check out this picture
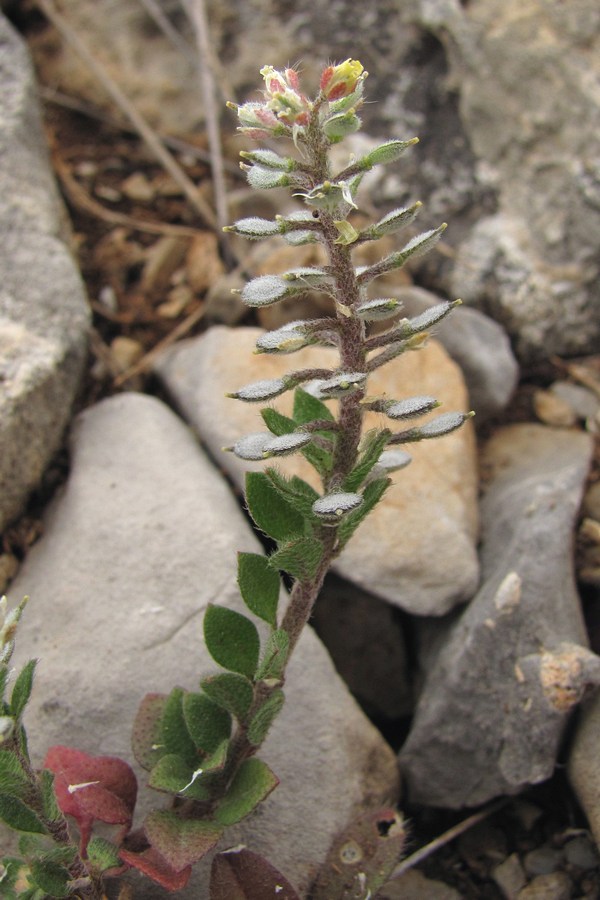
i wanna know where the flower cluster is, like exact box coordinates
[230,59,368,142]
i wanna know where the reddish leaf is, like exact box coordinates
[131,693,168,771]
[145,809,223,871]
[210,847,300,900]
[43,746,137,852]
[120,846,192,892]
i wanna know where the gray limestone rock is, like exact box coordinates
[0,15,90,531]
[5,393,399,897]
[399,424,597,808]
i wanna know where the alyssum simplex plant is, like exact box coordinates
[0,60,472,898]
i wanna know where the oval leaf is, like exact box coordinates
[215,758,279,826]
[237,553,280,626]
[245,472,305,542]
[204,605,260,680]
[247,690,285,747]
[182,692,231,754]
[132,693,168,772]
[145,809,223,872]
[200,673,254,723]
[210,847,301,900]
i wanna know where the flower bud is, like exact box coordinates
[320,59,365,101]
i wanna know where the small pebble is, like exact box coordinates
[523,844,564,876]
[493,852,527,898]
[378,869,461,899]
[109,336,144,374]
[583,482,600,522]
[563,834,600,869]
[551,381,600,422]
[533,389,577,427]
[517,871,573,900]
[94,184,122,203]
[512,801,544,832]
[121,171,156,203]
[0,554,19,593]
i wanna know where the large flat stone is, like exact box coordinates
[6,393,398,896]
[154,325,479,616]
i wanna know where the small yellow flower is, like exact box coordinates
[320,59,365,100]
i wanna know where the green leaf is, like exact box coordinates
[200,674,254,723]
[237,553,280,626]
[343,429,391,492]
[148,754,210,801]
[204,605,260,680]
[38,769,61,823]
[265,470,320,518]
[215,758,279,826]
[293,387,334,424]
[145,810,223,872]
[160,688,199,768]
[247,690,285,746]
[245,472,305,542]
[86,836,121,874]
[132,693,168,772]
[337,478,391,549]
[10,660,36,720]
[0,751,29,798]
[0,794,47,834]
[182,692,231,755]
[261,407,296,436]
[256,632,289,682]
[200,739,229,776]
[268,537,323,581]
[29,859,71,898]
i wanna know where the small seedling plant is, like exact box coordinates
[0,60,471,899]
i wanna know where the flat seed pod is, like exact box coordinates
[384,396,439,420]
[312,492,363,523]
[262,432,312,457]
[230,433,271,461]
[315,371,367,398]
[227,378,288,402]
[355,297,403,321]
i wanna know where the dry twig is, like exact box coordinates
[53,153,201,239]
[183,0,232,262]
[112,303,206,387]
[36,0,218,230]
[387,798,509,882]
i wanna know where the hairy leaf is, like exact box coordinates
[268,537,323,581]
[245,472,305,541]
[145,810,223,872]
[87,835,122,874]
[255,631,289,682]
[120,846,192,892]
[0,793,46,834]
[343,429,391,492]
[210,847,301,900]
[204,605,260,679]
[247,690,285,746]
[293,387,335,424]
[132,693,168,772]
[200,673,254,723]
[29,859,71,898]
[0,750,29,798]
[148,754,210,801]
[182,692,231,755]
[265,470,320,518]
[237,552,280,626]
[160,688,198,766]
[215,758,279,826]
[10,660,36,720]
